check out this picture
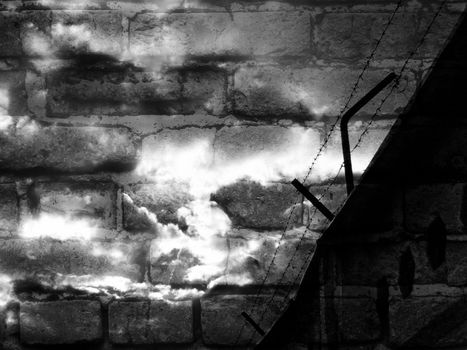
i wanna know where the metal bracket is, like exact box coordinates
[292,179,334,221]
[341,72,397,195]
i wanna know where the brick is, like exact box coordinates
[46,68,181,116]
[51,11,123,55]
[233,64,415,118]
[20,301,102,344]
[405,183,464,234]
[0,184,18,237]
[122,192,158,234]
[446,242,467,286]
[30,182,117,230]
[124,183,193,231]
[182,69,227,115]
[0,239,143,281]
[389,295,467,347]
[140,128,216,184]
[0,71,27,116]
[130,11,310,57]
[314,12,457,61]
[3,304,19,337]
[0,59,21,71]
[25,70,47,117]
[410,241,447,285]
[339,243,400,286]
[242,229,316,286]
[201,294,283,345]
[0,121,139,172]
[213,125,321,180]
[20,11,52,57]
[109,300,193,344]
[46,66,227,116]
[212,181,301,229]
[150,236,211,285]
[337,298,380,342]
[0,12,22,57]
[150,228,315,286]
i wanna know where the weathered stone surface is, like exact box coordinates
[0,12,22,57]
[446,242,467,286]
[124,183,193,231]
[233,65,415,118]
[20,11,52,57]
[149,237,209,285]
[140,128,216,182]
[150,228,316,286]
[337,298,380,342]
[3,305,19,337]
[130,11,310,57]
[0,59,21,71]
[410,241,447,285]
[0,184,18,237]
[201,294,284,345]
[47,68,181,116]
[32,182,117,230]
[0,121,139,172]
[212,181,301,229]
[51,11,123,55]
[182,69,227,115]
[47,65,227,116]
[405,183,464,234]
[122,192,158,234]
[339,243,400,286]
[0,71,27,116]
[238,229,316,286]
[389,295,467,347]
[109,300,193,344]
[0,239,143,282]
[25,70,47,117]
[20,301,102,344]
[213,125,321,175]
[314,11,459,61]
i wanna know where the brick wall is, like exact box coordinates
[0,0,463,348]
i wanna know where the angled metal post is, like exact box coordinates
[341,72,397,195]
[291,179,334,221]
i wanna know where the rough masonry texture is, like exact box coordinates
[0,0,464,349]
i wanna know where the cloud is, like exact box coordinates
[19,213,98,241]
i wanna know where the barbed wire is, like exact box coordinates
[233,0,407,345]
[250,0,449,338]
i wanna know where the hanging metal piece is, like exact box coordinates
[291,179,334,221]
[241,312,265,336]
[341,72,397,195]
